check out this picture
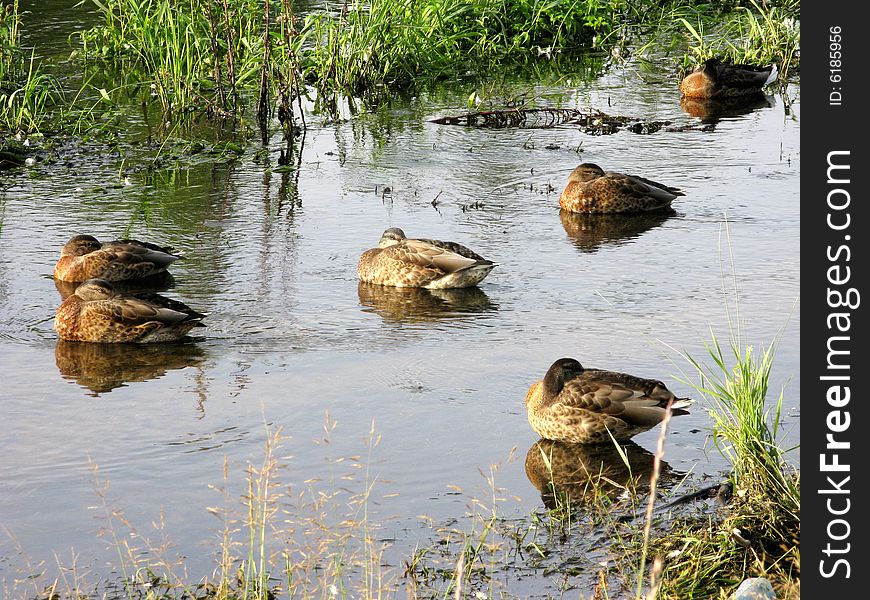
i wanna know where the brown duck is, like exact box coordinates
[525,358,693,444]
[54,278,206,343]
[679,58,778,99]
[559,163,684,214]
[357,227,495,289]
[54,234,182,282]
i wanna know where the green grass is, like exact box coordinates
[635,229,800,598]
[75,0,304,124]
[0,0,66,134]
[299,0,620,107]
[629,0,799,82]
[678,0,800,78]
[635,331,799,599]
[4,0,801,142]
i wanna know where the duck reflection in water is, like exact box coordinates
[525,439,674,511]
[679,94,775,127]
[54,270,177,300]
[55,339,206,395]
[357,281,497,323]
[559,209,676,254]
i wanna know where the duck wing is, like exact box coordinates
[134,292,207,321]
[394,239,493,273]
[413,238,489,261]
[103,239,182,268]
[602,172,683,202]
[717,64,777,90]
[552,375,642,414]
[626,174,685,197]
[584,369,687,402]
[555,370,690,427]
[82,296,199,327]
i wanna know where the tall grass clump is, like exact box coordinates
[640,233,800,597]
[75,0,304,127]
[687,335,799,523]
[0,0,65,133]
[639,330,799,599]
[300,0,620,105]
[679,0,800,78]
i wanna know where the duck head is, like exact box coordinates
[62,235,103,257]
[74,278,118,301]
[378,227,407,248]
[543,357,585,396]
[568,163,606,184]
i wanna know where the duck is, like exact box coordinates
[679,58,778,99]
[559,163,684,214]
[54,234,182,282]
[525,358,693,444]
[357,227,495,289]
[54,278,206,343]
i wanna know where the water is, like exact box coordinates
[1,4,800,596]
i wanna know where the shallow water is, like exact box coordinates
[1,5,799,596]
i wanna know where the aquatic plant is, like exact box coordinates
[637,224,800,599]
[300,0,620,109]
[679,0,800,78]
[627,0,799,83]
[0,0,65,133]
[645,333,800,596]
[75,0,305,127]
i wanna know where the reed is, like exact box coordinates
[299,0,618,108]
[0,0,65,134]
[637,224,800,598]
[678,0,800,77]
[76,0,304,125]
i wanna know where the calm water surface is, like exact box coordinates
[1,6,799,596]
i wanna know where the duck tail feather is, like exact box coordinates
[765,64,779,87]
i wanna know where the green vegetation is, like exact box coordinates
[0,0,800,143]
[628,0,799,80]
[0,0,65,133]
[74,0,304,126]
[300,0,619,106]
[678,0,800,78]
[644,331,800,599]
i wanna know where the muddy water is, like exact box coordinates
[1,4,799,595]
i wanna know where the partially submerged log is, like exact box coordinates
[430,107,585,128]
[429,107,676,134]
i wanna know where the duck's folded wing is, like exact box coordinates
[105,241,181,267]
[415,238,489,261]
[82,298,191,326]
[134,292,207,320]
[397,239,489,273]
[558,379,680,428]
[601,173,683,200]
[89,249,176,281]
[615,172,685,198]
[112,239,180,256]
[718,65,776,90]
[557,379,640,414]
